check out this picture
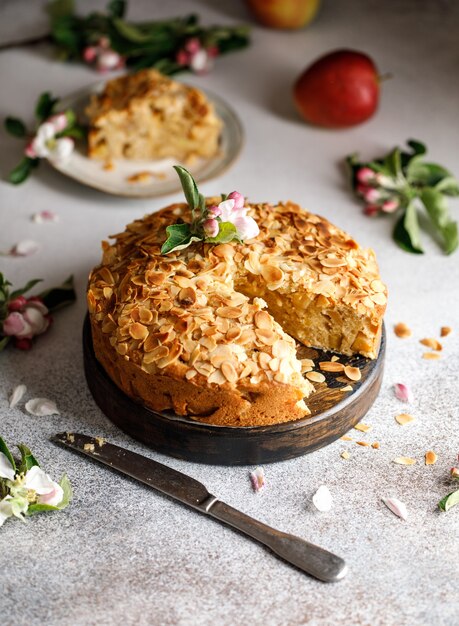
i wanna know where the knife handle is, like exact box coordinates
[206,499,347,582]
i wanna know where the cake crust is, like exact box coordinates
[88,200,387,427]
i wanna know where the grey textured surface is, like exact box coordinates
[1,1,459,625]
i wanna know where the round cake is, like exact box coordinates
[87,200,386,427]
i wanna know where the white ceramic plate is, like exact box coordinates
[52,80,244,198]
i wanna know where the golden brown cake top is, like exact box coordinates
[88,200,386,392]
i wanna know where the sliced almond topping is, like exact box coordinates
[208,369,226,385]
[356,441,370,447]
[319,361,344,372]
[354,423,371,433]
[221,361,238,384]
[331,356,340,362]
[344,365,361,381]
[272,339,291,359]
[185,370,197,380]
[306,371,325,383]
[178,286,197,306]
[395,413,415,426]
[340,385,353,392]
[216,306,243,319]
[393,457,416,466]
[394,322,412,339]
[341,451,351,460]
[419,338,442,351]
[258,352,271,370]
[422,352,441,360]
[440,326,452,337]
[129,322,148,341]
[370,279,386,293]
[261,264,284,285]
[226,327,242,341]
[254,310,272,330]
[255,328,276,345]
[370,292,387,306]
[425,450,437,465]
[371,442,380,449]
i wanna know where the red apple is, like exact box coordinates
[293,50,380,128]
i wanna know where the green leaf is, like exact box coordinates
[39,275,77,313]
[107,0,126,18]
[4,117,27,138]
[393,204,424,254]
[0,436,16,473]
[438,489,459,512]
[421,188,458,254]
[47,0,75,20]
[206,222,239,244]
[16,444,40,474]
[61,125,85,140]
[8,157,38,185]
[435,176,459,197]
[35,92,59,122]
[406,139,426,157]
[384,147,402,179]
[173,165,200,211]
[408,161,454,188]
[161,223,199,254]
[0,336,11,352]
[10,278,42,300]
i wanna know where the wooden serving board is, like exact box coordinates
[83,315,385,465]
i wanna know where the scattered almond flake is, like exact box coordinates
[250,467,265,492]
[440,326,452,337]
[25,397,59,416]
[31,210,59,223]
[340,435,353,441]
[10,239,40,257]
[312,485,332,512]
[103,161,115,171]
[83,443,95,452]
[354,423,372,433]
[341,451,351,460]
[356,441,370,447]
[9,384,27,408]
[395,413,415,426]
[419,338,442,351]
[319,361,344,372]
[344,365,361,381]
[331,355,340,362]
[127,171,153,184]
[393,457,416,466]
[425,451,438,465]
[394,322,412,339]
[394,383,413,403]
[66,433,75,443]
[340,385,353,392]
[372,442,380,449]
[95,437,106,447]
[382,497,408,521]
[422,352,441,360]
[306,371,325,383]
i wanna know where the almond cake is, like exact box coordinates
[87,200,387,427]
[85,69,222,161]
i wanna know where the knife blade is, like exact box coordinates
[52,432,347,583]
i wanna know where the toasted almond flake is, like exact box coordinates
[216,306,242,319]
[340,435,353,441]
[370,292,387,305]
[25,397,59,416]
[372,442,380,449]
[306,371,325,383]
[344,365,361,381]
[95,437,105,447]
[440,326,452,337]
[207,369,226,385]
[425,450,438,465]
[255,328,276,345]
[394,322,412,339]
[331,356,340,362]
[250,467,265,492]
[254,310,272,330]
[341,451,351,460]
[84,443,95,452]
[9,384,27,408]
[382,497,408,521]
[354,423,371,433]
[422,352,441,360]
[129,322,148,341]
[420,338,442,351]
[356,441,370,447]
[319,361,344,372]
[393,457,416,466]
[66,433,75,443]
[395,413,415,426]
[370,279,386,293]
[261,264,283,285]
[221,361,238,384]
[340,385,353,392]
[185,369,197,380]
[312,485,332,512]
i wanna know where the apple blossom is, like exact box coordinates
[202,218,219,238]
[2,297,51,344]
[23,465,64,507]
[382,199,399,213]
[356,167,376,184]
[227,191,245,210]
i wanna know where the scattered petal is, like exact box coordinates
[31,211,59,223]
[9,384,27,408]
[249,467,265,492]
[395,413,415,426]
[394,322,412,339]
[382,497,408,521]
[354,423,372,433]
[425,451,438,465]
[440,326,452,337]
[25,398,59,416]
[393,457,416,466]
[312,485,332,512]
[394,383,413,403]
[10,240,40,257]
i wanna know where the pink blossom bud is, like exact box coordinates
[2,312,31,338]
[48,113,68,133]
[24,142,37,159]
[208,204,222,217]
[202,218,219,238]
[83,46,97,63]
[8,296,28,312]
[227,191,245,211]
[363,187,381,203]
[363,205,380,217]
[97,51,123,72]
[381,199,399,213]
[356,167,376,184]
[185,38,201,54]
[451,467,459,479]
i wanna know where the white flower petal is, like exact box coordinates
[49,137,74,162]
[11,240,40,257]
[25,398,60,416]
[23,306,49,335]
[217,199,235,222]
[24,465,54,495]
[249,467,265,492]
[36,122,56,142]
[382,497,408,521]
[0,452,16,481]
[190,49,210,73]
[31,210,59,223]
[0,497,14,527]
[312,485,333,512]
[38,481,64,507]
[9,384,27,408]
[232,215,260,241]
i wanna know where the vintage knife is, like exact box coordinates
[52,432,347,582]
